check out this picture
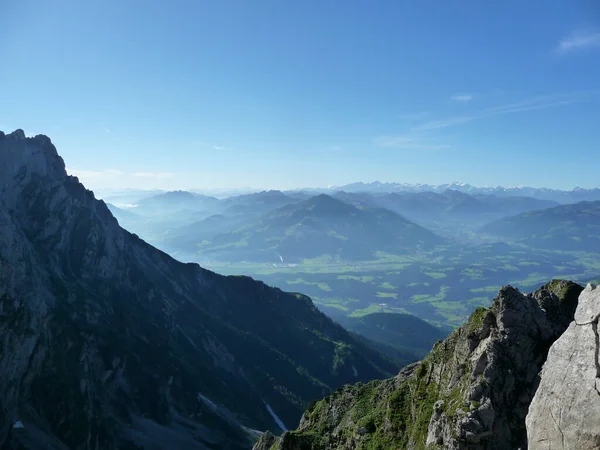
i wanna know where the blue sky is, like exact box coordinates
[1,0,599,191]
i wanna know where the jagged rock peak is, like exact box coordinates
[0,129,67,189]
[3,129,25,140]
[255,280,583,450]
[526,283,600,449]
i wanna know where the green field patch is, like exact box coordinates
[379,282,396,290]
[424,272,446,279]
[337,275,375,282]
[433,301,465,311]
[461,268,486,280]
[350,304,390,317]
[286,278,332,292]
[411,286,448,304]
[376,292,397,299]
[467,297,492,307]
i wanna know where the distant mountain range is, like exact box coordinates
[481,200,600,252]
[367,190,559,229]
[100,183,600,209]
[107,185,600,263]
[331,181,600,204]
[171,194,445,262]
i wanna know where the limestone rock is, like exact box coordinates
[254,280,583,449]
[526,283,600,449]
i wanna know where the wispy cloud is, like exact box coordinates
[213,145,226,150]
[104,128,111,133]
[414,90,598,132]
[374,135,450,150]
[413,116,474,132]
[451,94,473,102]
[376,90,599,150]
[558,31,600,53]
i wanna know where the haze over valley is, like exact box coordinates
[103,184,600,328]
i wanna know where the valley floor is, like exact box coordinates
[196,246,600,328]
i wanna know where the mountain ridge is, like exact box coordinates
[332,181,600,202]
[185,194,445,262]
[481,200,600,252]
[0,130,401,449]
[253,280,586,449]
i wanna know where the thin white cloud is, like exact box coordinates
[414,90,599,132]
[374,135,450,150]
[451,94,473,102]
[414,116,474,132]
[558,31,600,53]
[104,128,111,133]
[376,90,599,150]
[213,145,226,150]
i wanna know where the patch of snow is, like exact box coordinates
[264,402,288,432]
[198,393,217,410]
[13,421,25,429]
[352,365,358,377]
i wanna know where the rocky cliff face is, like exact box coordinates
[0,130,399,449]
[526,283,600,449]
[254,280,583,450]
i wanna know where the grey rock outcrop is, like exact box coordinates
[253,280,583,450]
[526,283,600,449]
[422,281,581,450]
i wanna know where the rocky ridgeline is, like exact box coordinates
[0,130,399,449]
[254,280,587,450]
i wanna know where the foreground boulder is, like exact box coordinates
[254,280,583,450]
[526,283,600,449]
